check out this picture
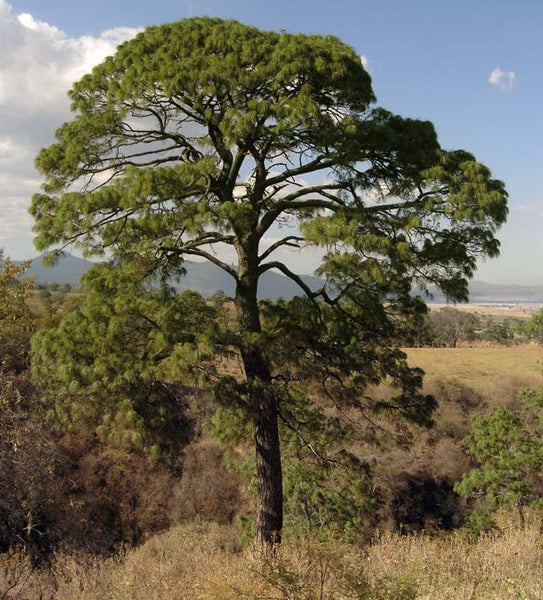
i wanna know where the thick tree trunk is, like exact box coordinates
[235,255,283,547]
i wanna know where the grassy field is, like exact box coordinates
[406,344,543,404]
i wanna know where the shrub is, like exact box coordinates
[455,388,543,527]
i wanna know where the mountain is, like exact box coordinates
[26,253,96,285]
[173,261,323,300]
[465,281,543,303]
[25,254,543,303]
[25,253,323,300]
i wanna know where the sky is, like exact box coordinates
[1,0,542,283]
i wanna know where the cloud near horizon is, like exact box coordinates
[0,1,141,258]
[488,67,516,92]
[515,202,543,218]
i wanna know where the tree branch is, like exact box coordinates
[279,184,344,203]
[258,198,340,236]
[258,260,323,299]
[265,156,335,187]
[181,248,238,281]
[258,236,304,263]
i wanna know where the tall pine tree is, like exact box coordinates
[31,18,507,546]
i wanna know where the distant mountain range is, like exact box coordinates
[23,253,543,303]
[25,254,94,285]
[24,254,323,301]
[458,281,543,304]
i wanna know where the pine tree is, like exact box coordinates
[31,18,507,545]
[455,389,543,527]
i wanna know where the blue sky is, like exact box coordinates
[3,0,543,283]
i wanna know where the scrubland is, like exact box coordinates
[3,517,543,599]
[2,344,542,599]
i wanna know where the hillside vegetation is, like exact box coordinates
[2,285,543,598]
[3,517,543,599]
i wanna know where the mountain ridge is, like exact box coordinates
[21,254,543,303]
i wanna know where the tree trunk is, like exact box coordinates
[235,254,283,547]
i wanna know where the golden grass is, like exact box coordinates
[5,518,543,599]
[406,345,543,404]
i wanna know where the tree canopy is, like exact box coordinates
[31,17,508,545]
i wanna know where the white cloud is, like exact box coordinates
[515,202,543,218]
[488,67,516,92]
[0,2,141,258]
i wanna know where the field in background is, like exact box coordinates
[406,345,543,404]
[428,302,542,321]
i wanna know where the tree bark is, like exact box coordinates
[235,247,283,547]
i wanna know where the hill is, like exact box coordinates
[25,253,95,285]
[25,253,323,300]
[24,254,543,303]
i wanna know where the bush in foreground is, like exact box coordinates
[3,516,543,599]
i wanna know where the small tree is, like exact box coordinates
[31,18,507,545]
[32,264,217,457]
[481,318,518,345]
[455,390,543,526]
[522,309,543,345]
[428,307,479,347]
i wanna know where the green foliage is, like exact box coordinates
[30,17,507,426]
[31,18,506,302]
[0,251,35,372]
[521,309,543,344]
[211,386,378,540]
[32,263,219,456]
[260,296,436,426]
[481,319,516,344]
[455,389,543,524]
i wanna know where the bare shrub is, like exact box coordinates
[168,440,243,525]
[5,515,543,599]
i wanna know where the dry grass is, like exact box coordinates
[406,345,543,404]
[3,344,541,598]
[4,517,543,599]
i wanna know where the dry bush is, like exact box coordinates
[0,372,67,558]
[346,379,483,533]
[0,372,243,558]
[0,374,176,558]
[44,522,417,600]
[378,472,463,533]
[168,440,243,525]
[7,516,543,599]
[53,441,178,552]
[366,512,543,599]
[356,369,539,535]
